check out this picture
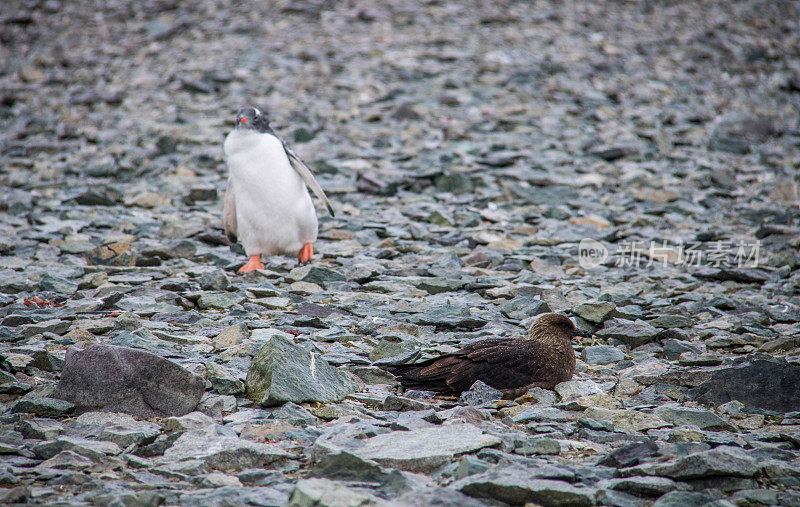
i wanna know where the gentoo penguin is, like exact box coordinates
[380,313,592,397]
[222,106,334,273]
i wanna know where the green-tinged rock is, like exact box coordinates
[583,407,671,433]
[574,301,617,324]
[39,273,78,295]
[32,435,123,460]
[287,266,346,285]
[11,397,74,417]
[197,292,245,310]
[653,404,731,430]
[246,335,363,406]
[206,362,245,395]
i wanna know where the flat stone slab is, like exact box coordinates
[314,422,500,472]
[160,427,292,473]
[454,466,596,506]
[583,407,671,433]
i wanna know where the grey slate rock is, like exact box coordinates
[654,328,692,343]
[160,426,291,473]
[198,269,231,291]
[11,397,74,417]
[286,265,346,284]
[598,441,659,468]
[271,402,317,423]
[655,446,759,479]
[574,301,618,323]
[32,435,123,460]
[649,315,693,329]
[459,380,503,406]
[355,424,500,472]
[246,335,363,406]
[765,304,800,323]
[413,303,487,329]
[454,455,491,480]
[514,437,561,456]
[582,345,625,364]
[502,296,551,320]
[653,491,713,507]
[708,113,776,154]
[597,318,659,348]
[179,486,289,507]
[206,363,245,395]
[314,422,500,473]
[690,355,800,413]
[38,273,78,295]
[0,486,31,505]
[606,476,681,497]
[17,418,64,440]
[52,344,205,418]
[596,489,649,507]
[454,466,595,506]
[73,412,161,447]
[310,451,406,492]
[287,478,376,507]
[662,338,703,360]
[652,404,731,430]
[388,487,487,507]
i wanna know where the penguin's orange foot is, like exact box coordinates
[298,243,313,265]
[238,255,264,274]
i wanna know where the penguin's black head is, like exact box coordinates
[235,106,271,133]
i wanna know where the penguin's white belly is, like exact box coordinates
[224,130,318,257]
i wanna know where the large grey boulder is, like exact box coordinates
[52,344,204,418]
[246,335,363,406]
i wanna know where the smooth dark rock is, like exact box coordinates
[52,344,205,418]
[598,441,659,468]
[690,355,800,413]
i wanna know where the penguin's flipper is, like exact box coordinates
[284,144,335,216]
[222,178,238,243]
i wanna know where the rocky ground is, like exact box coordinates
[2,0,800,505]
